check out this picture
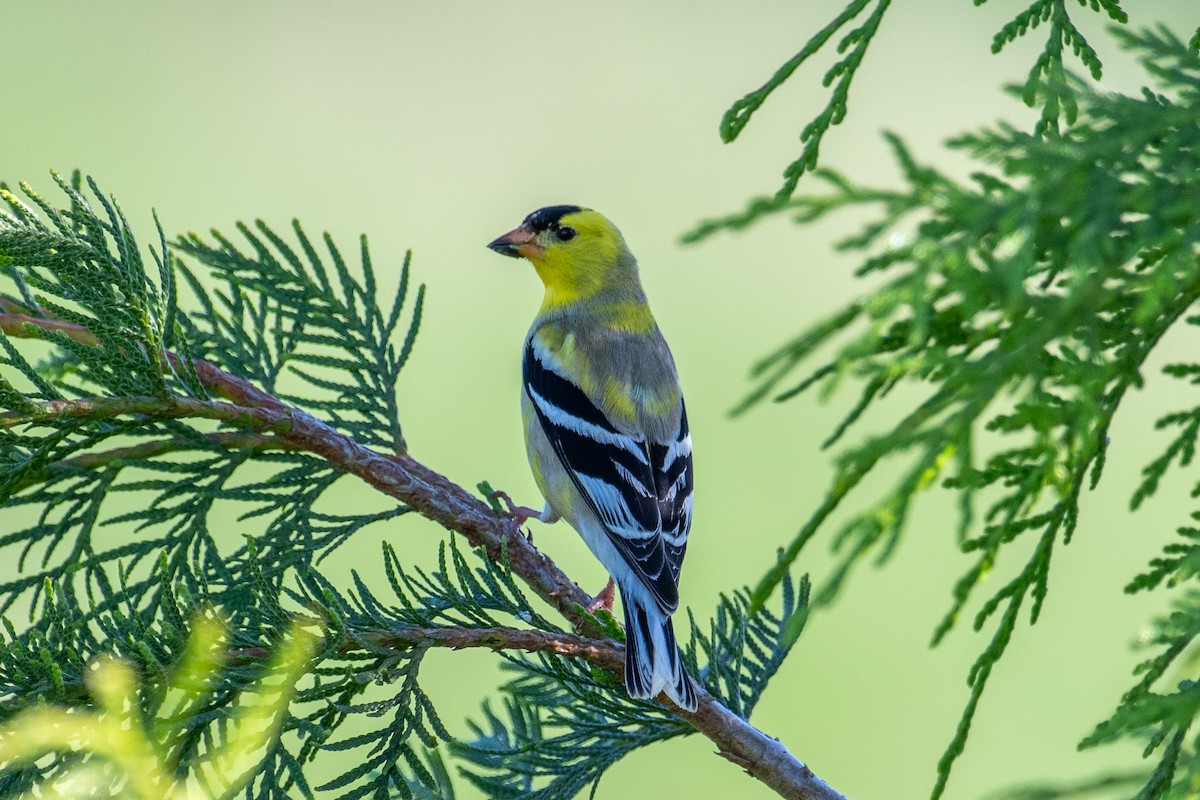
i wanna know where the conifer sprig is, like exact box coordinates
[983,0,1128,133]
[174,220,423,454]
[706,25,1200,799]
[0,176,842,799]
[716,0,892,206]
[451,571,812,799]
[687,0,1144,241]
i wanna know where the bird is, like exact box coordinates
[487,205,697,711]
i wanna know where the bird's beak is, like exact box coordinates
[487,224,544,260]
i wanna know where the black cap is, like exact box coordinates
[523,205,584,233]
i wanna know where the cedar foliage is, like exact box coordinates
[0,174,807,798]
[1,4,1199,800]
[690,7,1200,799]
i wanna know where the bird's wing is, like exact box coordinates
[524,341,691,613]
[648,403,692,591]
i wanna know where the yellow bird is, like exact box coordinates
[488,205,697,711]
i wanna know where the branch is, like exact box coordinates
[1,315,846,800]
[0,310,99,346]
[350,623,845,800]
[64,430,297,467]
[8,430,296,495]
[230,625,625,671]
[350,625,626,673]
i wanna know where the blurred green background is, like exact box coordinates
[5,3,1199,798]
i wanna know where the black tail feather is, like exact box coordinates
[621,585,697,711]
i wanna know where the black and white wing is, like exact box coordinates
[648,405,692,592]
[523,342,692,613]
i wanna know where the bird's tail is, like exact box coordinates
[620,582,697,711]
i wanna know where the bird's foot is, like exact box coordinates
[585,577,617,615]
[490,490,556,545]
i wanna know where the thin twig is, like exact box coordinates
[230,625,625,672]
[350,625,627,672]
[7,430,296,494]
[0,310,99,346]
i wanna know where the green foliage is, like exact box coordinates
[0,176,813,799]
[1078,591,1200,800]
[174,220,423,454]
[689,0,1139,241]
[0,175,424,627]
[0,176,458,797]
[696,20,1200,800]
[0,611,319,800]
[983,0,1128,134]
[451,572,808,799]
[0,171,196,402]
[687,573,809,720]
[453,658,687,800]
[717,0,893,206]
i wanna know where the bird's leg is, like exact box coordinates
[585,577,617,615]
[490,490,558,545]
[489,489,542,525]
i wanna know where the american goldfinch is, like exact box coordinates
[487,205,697,711]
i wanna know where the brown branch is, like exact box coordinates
[67,430,297,467]
[0,312,846,800]
[350,625,626,672]
[352,625,843,800]
[7,430,296,494]
[229,625,624,672]
[0,306,99,347]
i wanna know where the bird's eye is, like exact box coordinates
[557,226,577,242]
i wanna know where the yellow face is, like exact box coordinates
[487,206,630,306]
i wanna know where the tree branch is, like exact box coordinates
[67,430,296,467]
[230,625,625,671]
[7,430,296,495]
[0,312,847,800]
[0,305,100,347]
[350,625,627,673]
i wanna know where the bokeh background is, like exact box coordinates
[5,3,1199,798]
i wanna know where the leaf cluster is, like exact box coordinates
[0,177,423,630]
[703,24,1200,800]
[688,0,1153,241]
[0,611,319,800]
[174,220,422,454]
[0,178,455,797]
[0,174,816,799]
[449,571,809,799]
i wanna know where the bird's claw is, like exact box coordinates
[585,577,617,616]
[490,490,543,545]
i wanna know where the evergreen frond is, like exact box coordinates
[0,172,182,402]
[281,536,574,800]
[453,656,687,800]
[1077,589,1200,800]
[0,176,472,798]
[0,607,319,800]
[0,175,423,632]
[710,27,1200,799]
[686,0,1136,241]
[448,572,810,798]
[175,220,423,454]
[714,0,892,208]
[689,572,810,720]
[984,0,1128,133]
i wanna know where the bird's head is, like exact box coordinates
[487,205,639,307]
